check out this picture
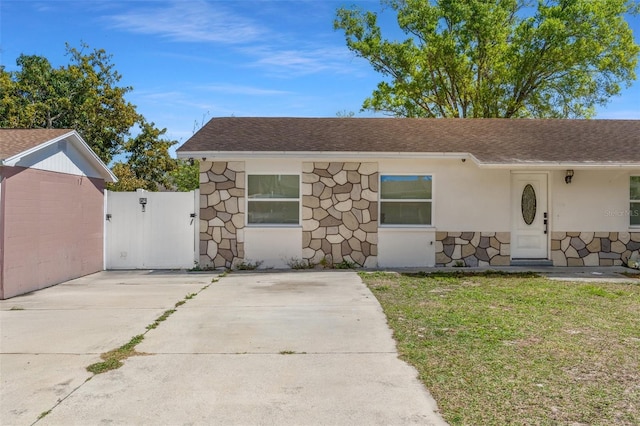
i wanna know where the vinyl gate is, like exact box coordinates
[105,189,198,269]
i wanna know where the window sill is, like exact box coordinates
[379,226,436,230]
[246,224,302,229]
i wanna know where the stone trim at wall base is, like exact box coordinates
[551,232,640,266]
[436,232,511,267]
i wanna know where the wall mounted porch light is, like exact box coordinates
[565,169,574,184]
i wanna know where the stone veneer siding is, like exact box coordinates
[551,232,640,266]
[436,232,511,266]
[301,162,378,267]
[199,161,245,268]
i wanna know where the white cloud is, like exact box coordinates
[106,0,265,44]
[133,89,218,111]
[245,45,359,76]
[198,83,293,96]
[104,1,361,77]
[33,2,56,13]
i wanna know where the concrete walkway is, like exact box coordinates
[0,271,447,425]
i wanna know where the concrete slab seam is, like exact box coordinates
[31,274,222,424]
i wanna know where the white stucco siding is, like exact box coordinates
[235,158,512,268]
[243,228,302,268]
[378,158,511,231]
[378,228,436,267]
[551,170,639,232]
[198,156,640,268]
[244,158,302,174]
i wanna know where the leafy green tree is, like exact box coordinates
[1,43,182,192]
[108,162,148,192]
[109,120,177,191]
[334,0,639,118]
[0,43,138,162]
[170,159,199,192]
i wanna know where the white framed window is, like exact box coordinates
[631,176,640,227]
[379,175,432,226]
[247,174,300,225]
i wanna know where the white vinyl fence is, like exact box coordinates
[105,189,198,269]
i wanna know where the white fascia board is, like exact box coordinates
[477,162,640,170]
[67,131,118,182]
[2,130,118,182]
[177,151,471,161]
[176,151,640,170]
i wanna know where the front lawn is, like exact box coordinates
[360,272,640,425]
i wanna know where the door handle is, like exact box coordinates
[543,212,548,234]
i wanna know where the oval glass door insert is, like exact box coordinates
[521,184,537,225]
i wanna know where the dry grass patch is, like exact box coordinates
[360,271,640,425]
[86,334,146,374]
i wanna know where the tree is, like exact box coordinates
[108,162,148,192]
[109,120,177,191]
[334,0,640,118]
[169,159,199,192]
[0,43,138,162]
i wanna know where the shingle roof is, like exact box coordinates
[0,129,73,160]
[0,128,117,182]
[176,118,640,166]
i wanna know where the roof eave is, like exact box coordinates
[176,150,640,169]
[478,162,640,170]
[1,130,76,165]
[2,130,117,182]
[176,150,471,161]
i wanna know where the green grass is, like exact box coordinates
[86,334,145,374]
[146,309,176,330]
[37,409,51,420]
[85,282,217,376]
[360,272,640,426]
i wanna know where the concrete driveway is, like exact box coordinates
[0,270,446,425]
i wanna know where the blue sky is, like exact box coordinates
[2,0,639,154]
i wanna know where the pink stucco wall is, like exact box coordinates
[0,166,105,299]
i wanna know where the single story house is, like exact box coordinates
[0,129,116,299]
[176,118,640,269]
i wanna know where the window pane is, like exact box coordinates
[631,202,640,226]
[248,175,299,199]
[381,175,432,200]
[380,202,431,225]
[631,177,640,200]
[248,201,299,224]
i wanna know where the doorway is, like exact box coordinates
[511,173,548,259]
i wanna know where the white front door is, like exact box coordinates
[511,173,548,259]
